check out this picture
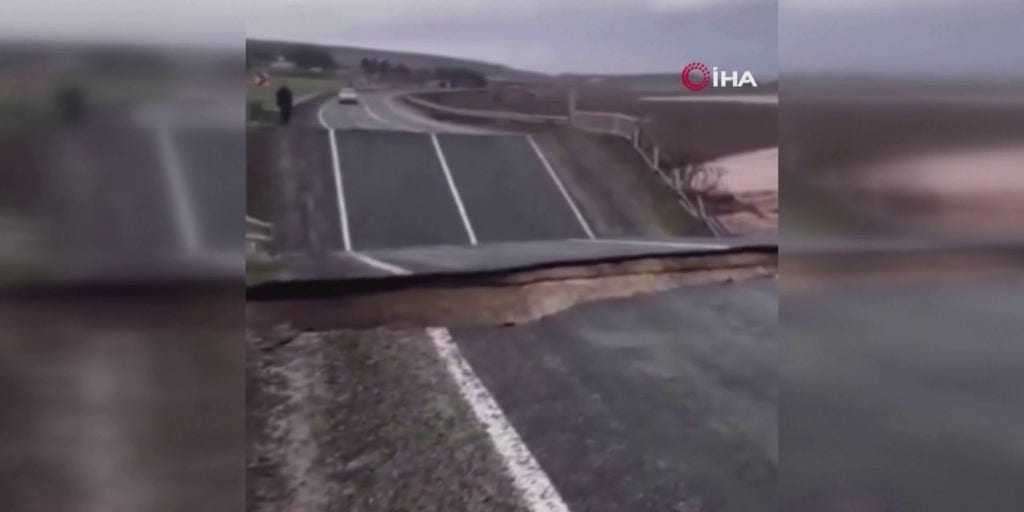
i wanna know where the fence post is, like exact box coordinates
[633,126,640,149]
[672,167,681,192]
[652,146,659,170]
[568,89,577,124]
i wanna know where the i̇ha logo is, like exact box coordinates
[681,62,757,92]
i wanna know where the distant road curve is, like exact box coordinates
[316,89,493,134]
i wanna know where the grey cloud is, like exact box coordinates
[250,0,777,74]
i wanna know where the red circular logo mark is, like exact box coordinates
[681,62,710,92]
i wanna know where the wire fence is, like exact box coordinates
[404,93,570,125]
[246,215,275,258]
[570,108,726,236]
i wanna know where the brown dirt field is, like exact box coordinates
[706,147,778,234]
[416,86,778,166]
[783,98,1024,177]
[782,96,1024,234]
[710,191,778,235]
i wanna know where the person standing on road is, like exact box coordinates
[275,84,294,125]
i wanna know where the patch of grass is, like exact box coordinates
[246,256,281,286]
[246,74,340,108]
[0,69,171,136]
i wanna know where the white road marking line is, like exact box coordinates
[347,252,411,275]
[326,129,352,250]
[526,135,595,240]
[317,100,331,129]
[364,94,433,133]
[431,133,478,245]
[359,98,392,126]
[570,238,729,250]
[153,123,201,252]
[427,327,570,512]
[382,93,476,133]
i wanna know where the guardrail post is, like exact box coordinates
[632,127,640,149]
[246,215,276,259]
[672,167,681,192]
[652,146,659,170]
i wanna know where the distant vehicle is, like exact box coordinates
[337,87,359,104]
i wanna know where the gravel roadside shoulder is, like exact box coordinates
[246,324,529,512]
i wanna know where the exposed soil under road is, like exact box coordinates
[247,251,776,330]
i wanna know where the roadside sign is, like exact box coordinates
[253,72,270,87]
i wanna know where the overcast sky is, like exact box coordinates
[5,0,1021,79]
[246,0,778,76]
[782,0,1024,78]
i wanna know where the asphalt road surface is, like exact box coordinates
[315,90,486,134]
[247,87,718,263]
[44,103,242,279]
[253,90,595,254]
[3,293,243,511]
[783,272,1024,512]
[452,277,778,512]
[247,276,779,512]
[336,130,469,249]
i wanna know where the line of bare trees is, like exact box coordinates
[360,57,487,87]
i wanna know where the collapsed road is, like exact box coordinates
[247,243,778,512]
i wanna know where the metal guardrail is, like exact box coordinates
[404,93,570,125]
[570,110,636,139]
[246,216,274,257]
[571,109,726,237]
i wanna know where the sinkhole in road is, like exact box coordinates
[247,251,777,330]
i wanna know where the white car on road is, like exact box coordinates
[337,87,359,104]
